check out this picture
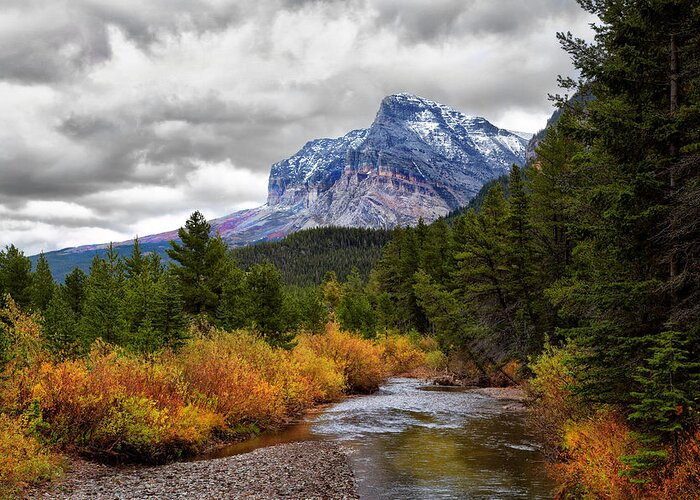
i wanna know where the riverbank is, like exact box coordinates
[25,441,357,499]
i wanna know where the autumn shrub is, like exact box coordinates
[0,308,394,494]
[177,332,285,427]
[378,335,426,374]
[425,350,448,371]
[289,342,346,403]
[297,326,384,393]
[553,411,641,499]
[0,413,63,498]
[19,344,224,461]
[528,341,583,456]
[649,429,700,499]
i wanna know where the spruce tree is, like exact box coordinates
[337,268,375,338]
[31,252,55,312]
[153,272,187,349]
[124,238,146,280]
[247,260,293,348]
[63,267,87,315]
[79,245,127,346]
[167,211,226,316]
[217,262,251,330]
[545,0,700,475]
[43,291,78,354]
[0,244,33,309]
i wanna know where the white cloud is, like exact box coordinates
[0,0,596,254]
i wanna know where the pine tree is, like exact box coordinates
[624,327,700,476]
[31,252,55,312]
[153,272,187,349]
[298,286,328,333]
[167,211,226,316]
[79,245,127,346]
[452,186,512,347]
[217,262,251,330]
[504,165,542,355]
[63,267,87,315]
[545,0,700,471]
[124,238,146,280]
[0,245,33,309]
[247,260,293,348]
[43,291,78,354]
[337,268,375,338]
[123,267,159,351]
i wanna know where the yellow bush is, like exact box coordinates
[0,413,63,497]
[425,350,448,371]
[527,342,582,454]
[291,344,346,403]
[379,335,426,374]
[297,327,384,393]
[0,321,399,491]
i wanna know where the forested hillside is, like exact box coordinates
[232,226,393,286]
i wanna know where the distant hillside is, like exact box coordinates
[31,241,172,283]
[33,226,394,285]
[232,226,393,286]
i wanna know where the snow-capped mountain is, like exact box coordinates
[37,93,528,278]
[218,93,527,241]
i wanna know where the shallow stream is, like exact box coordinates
[199,378,554,499]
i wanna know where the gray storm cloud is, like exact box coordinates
[0,0,595,254]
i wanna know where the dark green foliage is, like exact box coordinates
[63,267,87,315]
[124,238,147,280]
[0,245,33,309]
[217,263,251,331]
[152,272,187,349]
[542,0,700,476]
[284,286,328,333]
[79,245,127,346]
[31,253,55,312]
[232,226,393,286]
[43,291,78,354]
[167,211,227,315]
[443,175,509,224]
[337,268,375,338]
[246,260,293,348]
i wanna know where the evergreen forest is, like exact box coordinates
[0,0,699,497]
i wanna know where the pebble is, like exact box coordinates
[25,442,358,500]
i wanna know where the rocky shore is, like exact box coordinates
[26,441,358,499]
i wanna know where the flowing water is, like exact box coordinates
[201,378,555,499]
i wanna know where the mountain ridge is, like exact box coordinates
[33,93,530,279]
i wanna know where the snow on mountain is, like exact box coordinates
[37,93,529,278]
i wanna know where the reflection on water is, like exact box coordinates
[196,420,319,460]
[312,378,554,499]
[200,378,554,499]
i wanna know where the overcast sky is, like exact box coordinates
[0,0,595,255]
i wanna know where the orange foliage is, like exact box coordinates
[177,332,285,426]
[554,411,641,499]
[0,413,63,497]
[0,303,429,496]
[378,335,426,374]
[648,429,700,500]
[297,326,385,393]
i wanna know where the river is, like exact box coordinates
[200,377,555,499]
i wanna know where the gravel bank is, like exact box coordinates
[26,441,358,499]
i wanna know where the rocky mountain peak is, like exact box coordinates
[39,94,530,279]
